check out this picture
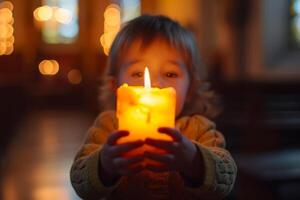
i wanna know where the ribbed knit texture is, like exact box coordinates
[70,110,237,199]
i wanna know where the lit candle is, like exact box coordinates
[116,67,176,157]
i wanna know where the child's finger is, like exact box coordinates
[145,138,178,153]
[110,140,144,156]
[158,127,182,142]
[144,151,175,165]
[107,130,129,145]
[113,155,144,168]
[119,164,144,176]
[145,164,172,173]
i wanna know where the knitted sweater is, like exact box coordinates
[70,110,237,199]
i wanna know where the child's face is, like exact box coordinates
[117,39,190,117]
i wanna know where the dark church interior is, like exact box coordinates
[1,0,300,199]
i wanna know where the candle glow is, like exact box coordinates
[116,67,176,158]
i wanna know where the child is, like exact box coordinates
[70,15,237,199]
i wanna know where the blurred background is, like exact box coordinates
[0,0,300,199]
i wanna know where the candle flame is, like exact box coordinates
[144,67,151,88]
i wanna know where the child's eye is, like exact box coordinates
[131,71,143,78]
[165,72,178,78]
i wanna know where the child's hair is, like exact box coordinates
[99,15,222,119]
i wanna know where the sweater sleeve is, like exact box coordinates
[70,110,122,199]
[176,115,237,199]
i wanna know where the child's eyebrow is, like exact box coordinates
[121,59,186,70]
[165,60,186,69]
[121,60,143,70]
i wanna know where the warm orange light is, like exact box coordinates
[33,8,39,21]
[38,60,59,76]
[100,32,118,55]
[104,5,121,26]
[0,25,6,38]
[34,6,53,21]
[6,35,14,43]
[0,2,14,56]
[0,42,6,55]
[117,67,176,163]
[67,69,82,84]
[104,4,120,18]
[33,186,70,200]
[39,60,52,74]
[4,45,13,55]
[0,1,13,11]
[0,8,12,24]
[100,4,121,55]
[4,24,13,37]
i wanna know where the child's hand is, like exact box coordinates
[100,130,144,185]
[144,127,202,183]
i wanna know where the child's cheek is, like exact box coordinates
[175,93,185,116]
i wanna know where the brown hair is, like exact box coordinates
[99,15,221,119]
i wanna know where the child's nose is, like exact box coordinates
[151,77,165,88]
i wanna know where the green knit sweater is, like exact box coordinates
[70,110,237,199]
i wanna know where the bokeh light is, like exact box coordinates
[38,60,60,76]
[294,0,300,14]
[104,4,121,26]
[5,45,13,55]
[33,1,78,44]
[100,4,121,55]
[121,0,141,23]
[0,42,6,54]
[67,69,82,84]
[54,7,72,24]
[0,1,13,10]
[0,1,14,56]
[291,0,300,45]
[34,6,53,21]
[0,25,7,38]
[0,8,12,24]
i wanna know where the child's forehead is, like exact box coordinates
[120,38,183,59]
[118,41,186,72]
